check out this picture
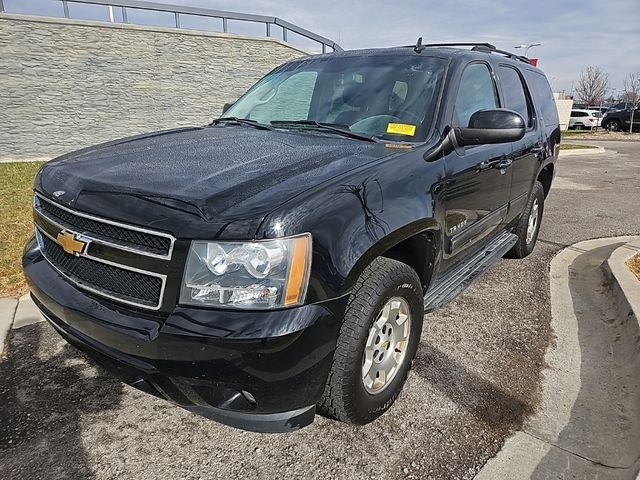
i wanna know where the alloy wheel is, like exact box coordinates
[362,297,412,394]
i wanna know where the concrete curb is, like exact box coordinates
[0,297,18,357]
[0,294,45,357]
[558,145,606,157]
[12,293,45,330]
[475,236,640,479]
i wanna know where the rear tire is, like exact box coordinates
[507,181,544,259]
[317,257,423,424]
[608,119,621,132]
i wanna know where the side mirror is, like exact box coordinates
[454,109,525,146]
[222,102,235,114]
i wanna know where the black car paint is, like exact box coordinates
[24,47,559,431]
[602,107,640,132]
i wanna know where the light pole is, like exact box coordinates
[514,43,542,57]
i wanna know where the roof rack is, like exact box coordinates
[409,38,532,65]
[470,44,531,64]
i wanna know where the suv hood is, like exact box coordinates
[37,126,394,238]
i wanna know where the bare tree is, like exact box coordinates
[622,72,640,133]
[575,66,610,106]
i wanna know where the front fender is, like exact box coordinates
[258,150,445,303]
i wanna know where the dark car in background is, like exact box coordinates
[602,105,640,132]
[23,41,559,432]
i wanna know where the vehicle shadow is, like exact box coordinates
[0,322,124,479]
[413,343,533,431]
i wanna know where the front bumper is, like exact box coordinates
[23,238,348,432]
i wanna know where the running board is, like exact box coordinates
[424,231,518,312]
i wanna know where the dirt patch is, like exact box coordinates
[627,254,640,281]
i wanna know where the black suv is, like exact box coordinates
[602,105,640,132]
[23,42,559,432]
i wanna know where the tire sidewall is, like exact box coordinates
[350,278,423,422]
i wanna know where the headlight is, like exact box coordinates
[179,234,312,309]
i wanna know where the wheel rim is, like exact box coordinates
[362,297,412,395]
[611,122,620,131]
[526,198,539,244]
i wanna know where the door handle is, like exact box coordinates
[531,145,545,154]
[476,160,496,171]
[494,159,513,170]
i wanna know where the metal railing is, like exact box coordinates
[0,0,343,53]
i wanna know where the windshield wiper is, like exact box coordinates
[270,120,378,142]
[209,117,273,130]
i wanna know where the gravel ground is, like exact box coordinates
[1,142,639,480]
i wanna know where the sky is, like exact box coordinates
[5,0,640,96]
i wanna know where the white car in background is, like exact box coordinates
[568,109,602,130]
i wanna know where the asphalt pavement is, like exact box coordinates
[1,141,639,480]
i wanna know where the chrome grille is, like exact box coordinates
[36,230,165,309]
[34,193,174,259]
[33,193,173,310]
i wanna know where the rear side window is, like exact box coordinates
[524,70,558,127]
[498,66,532,127]
[455,63,499,127]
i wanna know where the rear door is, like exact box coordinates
[443,62,512,263]
[496,64,541,221]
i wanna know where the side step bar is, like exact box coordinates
[424,231,518,312]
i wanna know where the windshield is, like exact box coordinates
[223,54,447,142]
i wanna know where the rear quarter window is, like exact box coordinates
[498,66,533,128]
[524,70,559,127]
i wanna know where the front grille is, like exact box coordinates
[35,194,173,258]
[38,231,164,309]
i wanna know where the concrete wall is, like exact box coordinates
[0,14,308,161]
[554,97,574,131]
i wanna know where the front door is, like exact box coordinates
[443,62,512,265]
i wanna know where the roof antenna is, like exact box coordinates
[414,36,425,53]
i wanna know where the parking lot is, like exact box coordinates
[1,141,639,480]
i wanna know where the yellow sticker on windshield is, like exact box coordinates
[386,123,416,136]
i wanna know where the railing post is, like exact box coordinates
[266,22,270,37]
[0,0,5,13]
[222,17,227,33]
[121,6,127,23]
[108,5,114,22]
[174,12,180,28]
[282,27,287,42]
[322,43,326,54]
[62,0,70,18]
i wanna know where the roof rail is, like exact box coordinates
[471,45,531,64]
[408,41,497,50]
[407,39,533,65]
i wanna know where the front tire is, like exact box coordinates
[608,119,621,132]
[318,257,423,424]
[507,181,545,259]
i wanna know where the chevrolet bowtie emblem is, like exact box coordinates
[56,231,86,255]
